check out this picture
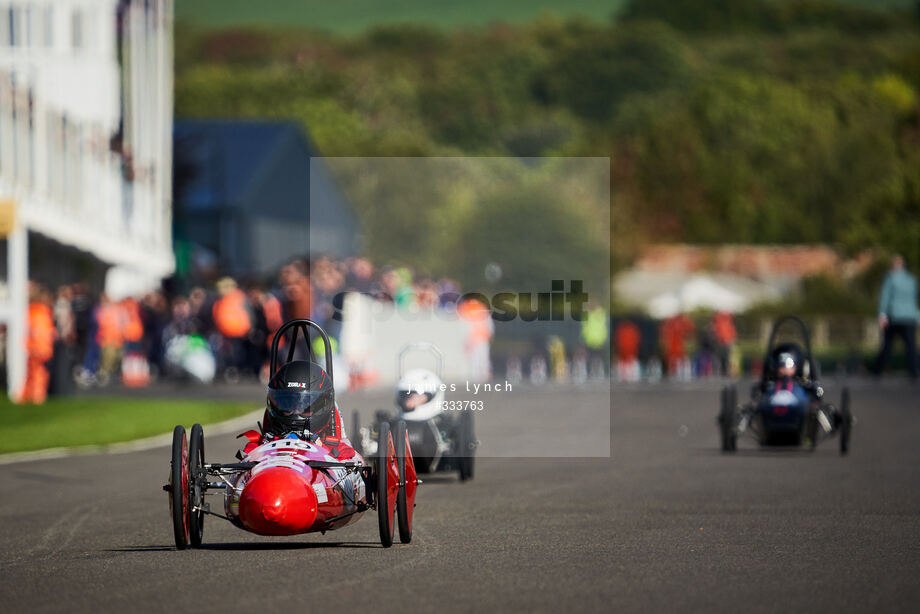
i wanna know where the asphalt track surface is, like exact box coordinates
[1,379,918,613]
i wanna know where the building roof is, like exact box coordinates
[174,119,305,211]
[635,244,853,279]
[615,270,782,317]
[616,243,877,316]
[173,119,358,273]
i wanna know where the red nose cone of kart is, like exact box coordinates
[238,467,318,535]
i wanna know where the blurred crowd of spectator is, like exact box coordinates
[13,256,469,402]
[612,311,739,383]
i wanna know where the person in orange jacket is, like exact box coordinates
[213,277,253,379]
[121,297,145,349]
[661,313,695,379]
[96,294,125,380]
[713,311,738,377]
[19,283,57,404]
[459,297,493,383]
[120,297,150,387]
[614,320,641,382]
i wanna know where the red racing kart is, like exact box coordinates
[163,319,419,549]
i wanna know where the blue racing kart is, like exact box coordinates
[718,316,853,454]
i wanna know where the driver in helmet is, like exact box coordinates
[243,359,356,459]
[776,351,798,380]
[766,350,819,405]
[395,368,445,420]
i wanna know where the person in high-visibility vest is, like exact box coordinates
[582,305,609,351]
[96,294,125,380]
[213,277,253,379]
[614,320,640,381]
[120,297,150,387]
[459,297,493,383]
[121,297,145,348]
[18,283,57,404]
[713,311,738,377]
[583,304,610,377]
[661,313,695,379]
[213,278,252,340]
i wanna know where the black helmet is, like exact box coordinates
[265,361,335,436]
[770,342,805,378]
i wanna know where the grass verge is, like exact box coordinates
[0,396,257,455]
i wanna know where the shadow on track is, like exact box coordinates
[198,541,380,551]
[107,541,381,552]
[414,474,462,484]
[106,546,177,552]
[691,446,840,458]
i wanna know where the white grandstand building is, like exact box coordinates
[0,0,174,396]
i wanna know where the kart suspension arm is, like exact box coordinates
[205,461,359,471]
[206,462,257,470]
[198,507,232,522]
[307,460,362,469]
[322,503,368,527]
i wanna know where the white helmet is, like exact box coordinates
[395,368,444,421]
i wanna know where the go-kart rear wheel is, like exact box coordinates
[168,425,190,550]
[839,387,852,455]
[188,423,205,547]
[394,421,418,544]
[718,386,737,452]
[376,421,398,547]
[458,410,475,481]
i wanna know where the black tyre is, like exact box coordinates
[188,423,205,547]
[718,386,737,452]
[458,410,475,481]
[727,386,738,451]
[376,421,396,548]
[169,425,190,550]
[350,410,362,456]
[840,387,852,455]
[394,421,416,544]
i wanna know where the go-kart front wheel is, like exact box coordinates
[376,421,399,547]
[839,387,852,455]
[188,423,205,547]
[168,425,190,550]
[394,421,418,544]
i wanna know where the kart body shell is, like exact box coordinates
[165,319,417,549]
[353,343,476,480]
[718,315,853,454]
[226,435,367,536]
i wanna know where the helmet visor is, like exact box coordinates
[267,388,327,417]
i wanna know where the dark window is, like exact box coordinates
[9,7,17,47]
[71,9,82,49]
[44,6,52,46]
